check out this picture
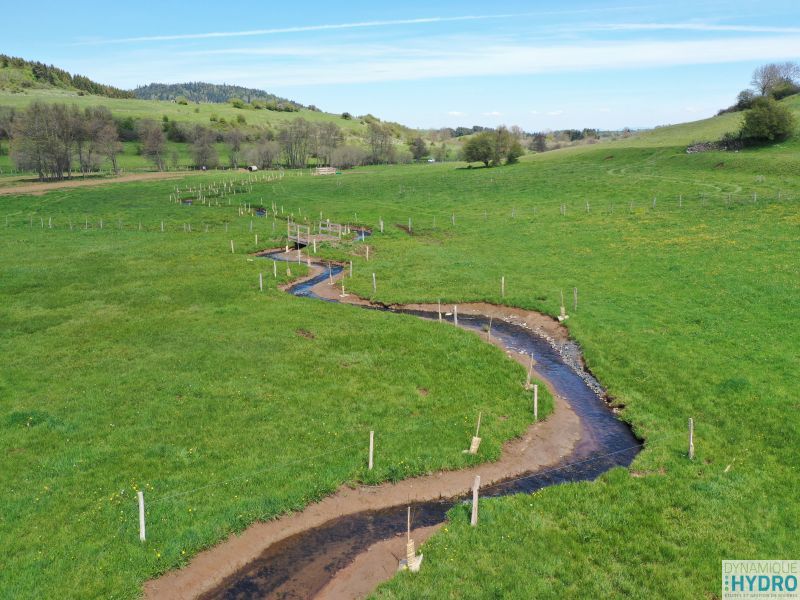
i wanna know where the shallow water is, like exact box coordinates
[203,247,641,599]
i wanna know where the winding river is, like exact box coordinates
[181,233,642,599]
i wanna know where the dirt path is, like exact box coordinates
[0,170,193,195]
[144,252,585,600]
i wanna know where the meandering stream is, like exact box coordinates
[198,238,641,599]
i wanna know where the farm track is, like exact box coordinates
[145,247,640,600]
[0,170,194,195]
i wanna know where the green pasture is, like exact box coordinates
[1,101,799,598]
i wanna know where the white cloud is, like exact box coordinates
[586,22,800,34]
[547,110,565,116]
[448,111,466,116]
[77,13,525,44]
[79,28,800,92]
[483,111,503,116]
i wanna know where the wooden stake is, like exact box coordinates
[273,260,277,278]
[230,240,235,254]
[365,246,369,261]
[259,273,263,292]
[369,430,374,470]
[533,384,539,421]
[688,418,695,460]
[501,276,505,298]
[573,287,578,312]
[372,272,376,294]
[255,234,258,245]
[470,476,480,526]
[437,299,442,322]
[453,305,458,326]
[349,261,353,278]
[137,491,146,542]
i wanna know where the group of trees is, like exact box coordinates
[716,62,799,146]
[7,101,122,180]
[720,62,800,114]
[188,118,350,170]
[1,54,133,98]
[3,101,534,176]
[461,126,524,167]
[132,82,301,109]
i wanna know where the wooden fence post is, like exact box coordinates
[230,240,234,254]
[259,273,263,292]
[369,431,374,470]
[453,305,458,326]
[137,491,146,542]
[501,276,505,298]
[372,273,377,294]
[533,384,539,421]
[688,418,695,460]
[470,476,480,526]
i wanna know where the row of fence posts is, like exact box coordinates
[133,210,700,576]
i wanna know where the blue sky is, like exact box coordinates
[4,0,800,130]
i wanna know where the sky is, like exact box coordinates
[3,0,800,130]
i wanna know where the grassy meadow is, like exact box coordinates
[0,175,542,598]
[1,102,799,598]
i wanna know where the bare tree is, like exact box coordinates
[91,107,122,174]
[330,145,366,169]
[751,62,800,96]
[247,139,280,169]
[279,117,312,168]
[366,121,394,164]
[313,122,343,166]
[11,101,51,179]
[191,125,218,169]
[11,102,80,180]
[225,128,245,168]
[0,106,14,159]
[9,102,121,179]
[137,119,166,170]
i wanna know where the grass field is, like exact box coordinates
[2,102,799,598]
